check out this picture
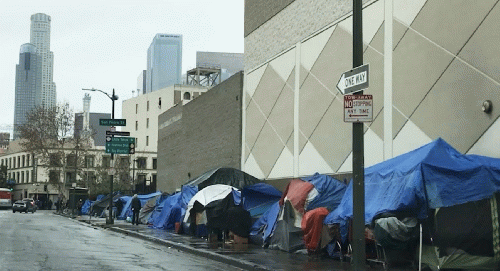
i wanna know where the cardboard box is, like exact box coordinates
[229,231,248,244]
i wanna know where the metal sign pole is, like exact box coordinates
[352,0,366,269]
[108,88,115,225]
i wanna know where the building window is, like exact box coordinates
[135,121,138,131]
[136,104,138,114]
[146,118,149,129]
[152,158,157,169]
[146,136,149,146]
[49,170,60,183]
[102,156,110,168]
[85,156,94,168]
[119,157,129,168]
[49,154,61,167]
[120,173,129,183]
[147,101,150,111]
[66,155,77,168]
[137,157,147,169]
[183,92,191,100]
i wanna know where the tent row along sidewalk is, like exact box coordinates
[80,138,500,270]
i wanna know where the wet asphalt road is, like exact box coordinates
[0,209,242,271]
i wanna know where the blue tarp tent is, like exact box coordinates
[241,183,282,218]
[325,138,500,241]
[118,192,162,220]
[147,194,171,225]
[249,201,281,245]
[301,173,347,212]
[151,185,197,230]
[81,199,93,215]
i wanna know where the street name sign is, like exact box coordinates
[336,63,369,95]
[105,136,135,154]
[106,131,130,136]
[344,94,373,123]
[100,119,126,126]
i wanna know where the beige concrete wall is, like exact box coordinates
[122,84,208,153]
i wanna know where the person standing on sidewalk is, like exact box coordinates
[131,194,141,225]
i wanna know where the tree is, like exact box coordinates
[0,165,7,187]
[114,156,133,193]
[18,103,95,194]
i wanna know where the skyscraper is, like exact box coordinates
[13,13,56,139]
[146,34,182,93]
[137,70,146,95]
[13,43,42,139]
[30,13,56,108]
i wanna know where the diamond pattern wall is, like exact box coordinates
[243,0,500,180]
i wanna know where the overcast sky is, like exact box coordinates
[0,0,244,131]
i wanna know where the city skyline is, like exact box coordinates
[0,1,244,134]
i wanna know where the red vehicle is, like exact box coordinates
[0,188,13,208]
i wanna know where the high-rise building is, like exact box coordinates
[146,34,182,93]
[137,70,146,95]
[30,13,56,108]
[13,43,42,139]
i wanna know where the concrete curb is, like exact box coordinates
[108,227,272,271]
[61,213,273,271]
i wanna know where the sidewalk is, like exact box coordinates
[72,215,391,271]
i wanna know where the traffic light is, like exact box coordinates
[44,184,48,192]
[129,143,135,154]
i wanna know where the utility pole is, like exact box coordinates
[352,0,366,269]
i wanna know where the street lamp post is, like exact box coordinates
[82,88,118,224]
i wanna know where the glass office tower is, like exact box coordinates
[146,34,183,93]
[30,13,56,108]
[13,44,42,139]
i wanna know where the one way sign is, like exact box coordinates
[336,63,369,95]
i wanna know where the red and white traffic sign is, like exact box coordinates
[344,94,373,123]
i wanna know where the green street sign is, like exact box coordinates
[105,137,135,154]
[100,119,126,126]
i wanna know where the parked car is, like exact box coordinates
[12,200,28,213]
[23,198,37,212]
[12,199,36,213]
